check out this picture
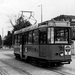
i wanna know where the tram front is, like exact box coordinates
[47,21,72,64]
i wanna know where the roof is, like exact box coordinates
[53,15,75,21]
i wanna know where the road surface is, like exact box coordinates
[0,49,75,75]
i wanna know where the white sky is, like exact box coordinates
[0,0,75,37]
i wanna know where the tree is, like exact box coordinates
[4,31,12,47]
[6,11,37,47]
[8,11,37,31]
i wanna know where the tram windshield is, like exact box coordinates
[48,27,69,44]
[54,27,68,43]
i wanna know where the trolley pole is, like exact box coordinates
[38,4,43,23]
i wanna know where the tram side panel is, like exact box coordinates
[24,44,39,58]
[39,45,52,59]
[22,44,71,62]
[23,45,52,60]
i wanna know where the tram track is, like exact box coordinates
[23,59,75,75]
[25,59,75,75]
[0,67,9,75]
[28,59,75,75]
[48,67,74,75]
[38,65,75,75]
[0,58,74,75]
[0,50,74,75]
[1,60,32,75]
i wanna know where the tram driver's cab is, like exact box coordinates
[47,23,72,63]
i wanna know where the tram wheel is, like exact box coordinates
[48,62,63,67]
[56,62,64,67]
[53,62,64,67]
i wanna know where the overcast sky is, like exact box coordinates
[0,0,75,37]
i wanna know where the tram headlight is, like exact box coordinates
[60,52,64,56]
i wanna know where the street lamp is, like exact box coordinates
[38,4,43,23]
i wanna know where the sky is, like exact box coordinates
[0,0,75,37]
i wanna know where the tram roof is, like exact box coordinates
[14,21,70,35]
[38,20,70,26]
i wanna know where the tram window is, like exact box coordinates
[24,33,28,44]
[28,31,32,44]
[51,28,54,43]
[39,28,47,44]
[13,35,15,44]
[14,35,18,44]
[33,30,39,44]
[24,33,26,44]
[17,35,20,44]
[48,28,51,44]
[48,28,54,44]
[54,28,68,43]
[20,34,22,44]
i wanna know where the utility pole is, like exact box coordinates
[38,4,43,23]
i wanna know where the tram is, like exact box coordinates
[13,20,72,66]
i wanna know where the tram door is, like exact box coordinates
[39,28,47,57]
[22,35,25,58]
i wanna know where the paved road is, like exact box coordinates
[0,49,75,75]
